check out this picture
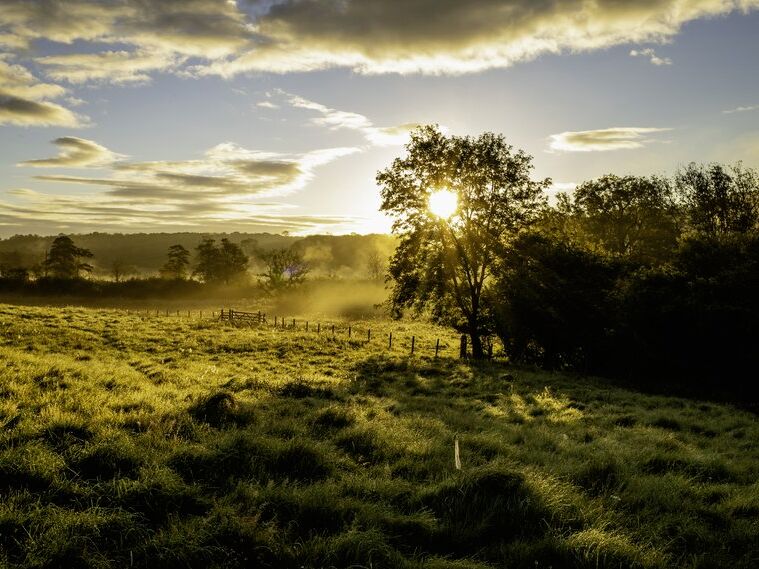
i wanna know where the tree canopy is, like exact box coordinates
[192,238,248,284]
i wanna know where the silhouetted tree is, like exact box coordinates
[43,235,93,279]
[161,244,191,279]
[258,248,309,292]
[377,125,549,358]
[676,162,759,236]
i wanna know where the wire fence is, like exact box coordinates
[123,307,474,358]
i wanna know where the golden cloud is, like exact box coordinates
[548,127,672,152]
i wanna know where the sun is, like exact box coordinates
[428,189,458,219]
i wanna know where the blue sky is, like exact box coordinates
[1,1,758,236]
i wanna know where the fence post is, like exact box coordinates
[306,321,309,331]
[317,323,321,333]
[435,338,440,358]
[411,336,415,355]
[176,310,179,316]
[348,326,352,338]
[367,329,371,342]
[292,318,295,329]
[389,332,392,349]
[274,316,277,326]
[459,335,467,359]
[332,324,335,336]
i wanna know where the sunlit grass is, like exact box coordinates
[0,303,756,568]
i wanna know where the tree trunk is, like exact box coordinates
[470,331,484,359]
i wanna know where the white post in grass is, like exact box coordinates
[454,435,461,470]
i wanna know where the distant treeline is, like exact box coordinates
[0,232,396,283]
[492,163,759,400]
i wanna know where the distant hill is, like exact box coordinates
[0,232,396,279]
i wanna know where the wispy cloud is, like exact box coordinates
[18,137,124,168]
[275,91,421,146]
[629,48,672,66]
[723,104,759,114]
[548,127,672,152]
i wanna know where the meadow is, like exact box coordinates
[0,303,756,568]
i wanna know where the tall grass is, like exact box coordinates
[0,303,756,568]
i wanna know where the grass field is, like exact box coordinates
[0,303,756,568]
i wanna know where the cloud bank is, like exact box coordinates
[0,58,83,126]
[0,0,755,84]
[2,139,360,234]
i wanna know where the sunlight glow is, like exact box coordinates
[428,189,458,219]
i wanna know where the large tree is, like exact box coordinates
[377,125,549,358]
[43,235,93,279]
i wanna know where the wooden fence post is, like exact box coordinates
[435,338,440,358]
[459,335,467,359]
[367,329,371,342]
[411,336,415,355]
[306,321,309,331]
[332,324,335,336]
[317,323,320,333]
[389,332,392,349]
[292,318,295,329]
[348,326,352,338]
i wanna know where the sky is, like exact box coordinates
[1,0,758,237]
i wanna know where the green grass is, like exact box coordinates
[0,303,756,568]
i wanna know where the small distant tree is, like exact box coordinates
[109,259,137,282]
[193,238,248,284]
[258,248,309,292]
[43,235,93,279]
[160,244,190,279]
[366,251,386,281]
